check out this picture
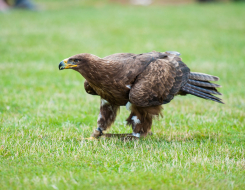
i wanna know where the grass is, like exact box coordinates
[0,1,245,189]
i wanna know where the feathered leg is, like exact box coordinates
[125,113,152,141]
[124,103,162,141]
[90,99,120,139]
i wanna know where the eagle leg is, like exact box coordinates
[124,104,162,141]
[124,112,152,140]
[90,99,119,138]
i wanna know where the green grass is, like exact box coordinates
[1,1,245,189]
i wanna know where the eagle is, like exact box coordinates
[59,51,223,140]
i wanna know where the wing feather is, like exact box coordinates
[84,80,98,95]
[129,59,177,107]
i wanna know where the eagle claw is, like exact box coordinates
[84,137,98,141]
[121,135,139,142]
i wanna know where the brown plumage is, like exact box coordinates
[59,51,223,140]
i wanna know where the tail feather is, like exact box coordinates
[182,86,224,104]
[180,72,223,104]
[188,79,221,88]
[185,83,222,95]
[189,72,219,81]
[182,86,222,101]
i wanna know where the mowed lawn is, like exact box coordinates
[0,1,245,189]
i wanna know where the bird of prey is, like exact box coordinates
[59,51,223,140]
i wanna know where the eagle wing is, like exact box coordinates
[103,53,136,60]
[102,51,169,86]
[84,80,98,95]
[129,55,190,107]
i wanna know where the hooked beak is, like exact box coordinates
[59,59,78,70]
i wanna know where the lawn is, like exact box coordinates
[0,1,245,189]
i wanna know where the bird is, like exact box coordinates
[59,51,223,141]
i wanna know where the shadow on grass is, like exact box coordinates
[95,132,245,146]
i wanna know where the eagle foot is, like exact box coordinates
[101,133,132,138]
[121,135,140,142]
[91,128,103,138]
[83,137,98,141]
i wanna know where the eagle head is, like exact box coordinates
[59,53,98,71]
[59,55,82,70]
[59,58,78,70]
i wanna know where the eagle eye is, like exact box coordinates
[74,59,80,63]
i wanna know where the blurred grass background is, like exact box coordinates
[0,0,245,189]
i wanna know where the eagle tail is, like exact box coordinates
[188,72,219,82]
[181,72,224,104]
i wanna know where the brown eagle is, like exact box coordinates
[59,51,223,140]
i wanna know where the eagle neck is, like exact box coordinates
[78,58,119,88]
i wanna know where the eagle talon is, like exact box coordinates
[91,128,103,138]
[121,135,140,142]
[84,137,98,140]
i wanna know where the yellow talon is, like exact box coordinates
[84,137,98,140]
